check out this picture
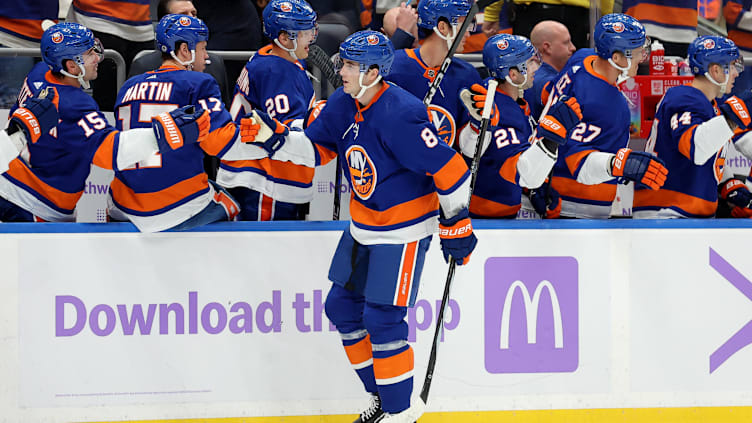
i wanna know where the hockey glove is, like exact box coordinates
[459,83,500,126]
[438,208,477,266]
[610,148,668,190]
[719,178,752,209]
[8,87,59,144]
[536,95,582,146]
[151,105,210,152]
[304,100,327,129]
[731,206,752,218]
[239,110,289,155]
[720,93,752,130]
[528,180,561,219]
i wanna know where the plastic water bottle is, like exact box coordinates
[650,40,665,75]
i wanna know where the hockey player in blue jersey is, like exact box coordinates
[240,30,477,423]
[111,14,268,232]
[217,0,318,221]
[633,35,752,218]
[457,34,584,219]
[545,13,669,218]
[386,0,482,147]
[2,22,209,222]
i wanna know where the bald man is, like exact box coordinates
[382,2,419,49]
[523,20,576,120]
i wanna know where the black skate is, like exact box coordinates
[354,393,384,423]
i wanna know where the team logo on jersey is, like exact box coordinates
[428,104,457,147]
[178,16,192,26]
[612,22,625,33]
[51,32,64,44]
[496,39,509,50]
[366,34,380,45]
[279,1,293,12]
[346,145,377,200]
[703,38,716,50]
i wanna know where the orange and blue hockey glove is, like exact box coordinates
[528,179,561,219]
[720,178,752,209]
[239,109,289,155]
[459,83,500,126]
[610,148,668,190]
[720,93,752,130]
[151,105,210,152]
[8,87,59,144]
[536,95,582,146]
[438,208,477,265]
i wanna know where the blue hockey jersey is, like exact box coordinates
[524,60,557,121]
[0,0,57,47]
[304,83,470,244]
[217,45,316,204]
[386,48,481,147]
[633,85,726,217]
[548,55,630,218]
[112,65,239,232]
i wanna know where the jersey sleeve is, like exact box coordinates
[663,96,727,165]
[194,75,238,157]
[303,101,339,167]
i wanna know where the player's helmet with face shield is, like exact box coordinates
[336,30,395,77]
[41,23,102,73]
[483,34,540,80]
[688,35,743,76]
[594,13,648,61]
[263,0,318,41]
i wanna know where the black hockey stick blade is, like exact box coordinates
[308,44,343,88]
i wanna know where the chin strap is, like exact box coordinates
[170,50,197,70]
[608,56,632,82]
[274,38,299,61]
[705,68,730,94]
[353,73,383,100]
[61,63,90,89]
[433,24,459,51]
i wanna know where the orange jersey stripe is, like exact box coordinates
[396,242,417,307]
[200,123,237,157]
[499,152,522,184]
[74,0,150,22]
[553,176,617,203]
[344,335,373,366]
[315,144,337,166]
[678,124,698,160]
[728,29,752,51]
[110,173,209,212]
[626,4,698,28]
[725,1,743,25]
[469,194,521,218]
[222,158,315,185]
[0,17,50,41]
[432,154,469,191]
[260,194,273,221]
[92,132,117,170]
[373,347,414,380]
[565,149,598,175]
[350,192,439,228]
[5,159,82,211]
[633,187,717,217]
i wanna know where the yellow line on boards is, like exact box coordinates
[87,406,752,423]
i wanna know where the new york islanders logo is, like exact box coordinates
[428,104,457,147]
[366,34,380,45]
[346,145,377,200]
[703,38,716,50]
[279,2,293,12]
[51,32,64,44]
[612,22,625,33]
[496,39,509,50]
[178,16,191,26]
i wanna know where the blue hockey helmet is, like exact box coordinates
[263,0,317,41]
[338,30,395,77]
[417,0,472,30]
[483,34,539,80]
[156,14,209,55]
[688,35,742,75]
[594,13,647,60]
[41,22,102,73]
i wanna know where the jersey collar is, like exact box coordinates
[406,48,439,82]
[354,83,390,122]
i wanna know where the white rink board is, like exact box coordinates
[1,222,752,422]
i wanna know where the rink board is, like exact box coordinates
[1,220,752,422]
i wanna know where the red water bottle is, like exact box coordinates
[650,40,664,75]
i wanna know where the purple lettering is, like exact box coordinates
[55,295,86,337]
[256,290,281,333]
[229,302,253,333]
[159,303,184,334]
[89,304,116,336]
[293,293,311,332]
[201,302,227,334]
[118,303,156,335]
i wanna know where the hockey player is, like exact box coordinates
[240,30,477,423]
[217,0,318,221]
[545,13,669,218]
[110,14,262,232]
[633,35,752,218]
[457,34,583,219]
[3,22,208,222]
[386,0,482,147]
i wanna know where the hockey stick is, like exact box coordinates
[422,0,497,106]
[419,78,499,407]
[307,44,345,220]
